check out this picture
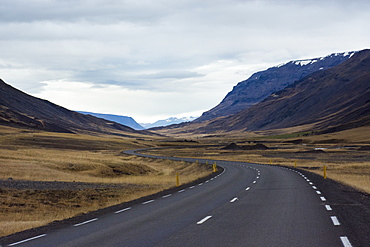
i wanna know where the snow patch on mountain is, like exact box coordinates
[141,116,198,129]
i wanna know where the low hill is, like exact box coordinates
[0,79,150,135]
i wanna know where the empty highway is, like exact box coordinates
[1,149,358,247]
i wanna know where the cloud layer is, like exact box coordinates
[1,0,369,122]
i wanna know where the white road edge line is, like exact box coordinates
[115,207,131,214]
[230,197,238,203]
[197,216,212,225]
[325,205,332,211]
[162,194,172,198]
[8,234,47,246]
[331,216,341,226]
[142,200,155,205]
[340,236,353,247]
[74,218,98,227]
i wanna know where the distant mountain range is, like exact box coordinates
[141,116,198,129]
[195,51,356,122]
[78,111,144,130]
[0,79,151,135]
[153,49,370,135]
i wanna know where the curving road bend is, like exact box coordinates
[2,149,355,247]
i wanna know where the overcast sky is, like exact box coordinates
[1,0,369,123]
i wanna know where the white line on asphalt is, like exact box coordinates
[312,186,317,189]
[246,187,250,190]
[325,205,332,211]
[230,197,238,203]
[197,216,212,225]
[189,186,195,189]
[309,182,313,185]
[8,234,47,246]
[253,181,256,184]
[331,216,341,225]
[162,194,172,198]
[340,236,353,247]
[320,196,327,201]
[316,191,322,194]
[142,200,155,205]
[205,180,209,183]
[256,176,259,179]
[74,218,98,227]
[178,189,185,193]
[199,183,203,186]
[115,207,131,214]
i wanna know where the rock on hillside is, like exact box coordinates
[195,51,356,122]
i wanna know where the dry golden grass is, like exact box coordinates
[144,136,370,194]
[0,127,212,237]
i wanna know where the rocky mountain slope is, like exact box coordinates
[195,51,356,122]
[0,79,148,135]
[196,49,370,133]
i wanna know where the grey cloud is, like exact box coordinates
[138,71,204,80]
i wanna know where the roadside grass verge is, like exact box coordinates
[0,128,213,237]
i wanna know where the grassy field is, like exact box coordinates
[0,126,212,237]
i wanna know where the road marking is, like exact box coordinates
[253,181,256,184]
[309,182,313,185]
[256,176,259,179]
[320,196,327,201]
[74,218,98,227]
[205,180,209,183]
[325,205,332,211]
[162,194,172,198]
[115,207,131,214]
[189,186,195,189]
[230,197,238,203]
[331,216,341,225]
[340,236,353,247]
[246,187,250,191]
[142,200,155,205]
[316,191,322,194]
[312,186,317,189]
[8,234,47,246]
[197,216,212,225]
[199,183,203,186]
[178,189,185,193]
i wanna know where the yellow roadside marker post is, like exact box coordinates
[176,173,180,187]
[294,161,297,168]
[213,163,217,172]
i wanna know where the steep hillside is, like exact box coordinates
[0,79,148,135]
[195,51,356,122]
[198,49,370,133]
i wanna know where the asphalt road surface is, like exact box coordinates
[2,150,356,247]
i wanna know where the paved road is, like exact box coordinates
[2,150,353,247]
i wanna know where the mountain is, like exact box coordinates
[195,51,356,123]
[0,79,150,135]
[195,49,370,133]
[78,111,144,130]
[141,116,198,129]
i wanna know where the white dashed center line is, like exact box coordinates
[197,216,212,225]
[230,197,238,203]
[115,207,131,214]
[320,196,327,201]
[74,218,98,227]
[246,187,250,191]
[325,205,332,211]
[142,200,155,205]
[162,194,172,198]
[340,236,353,247]
[8,234,47,246]
[331,216,341,226]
